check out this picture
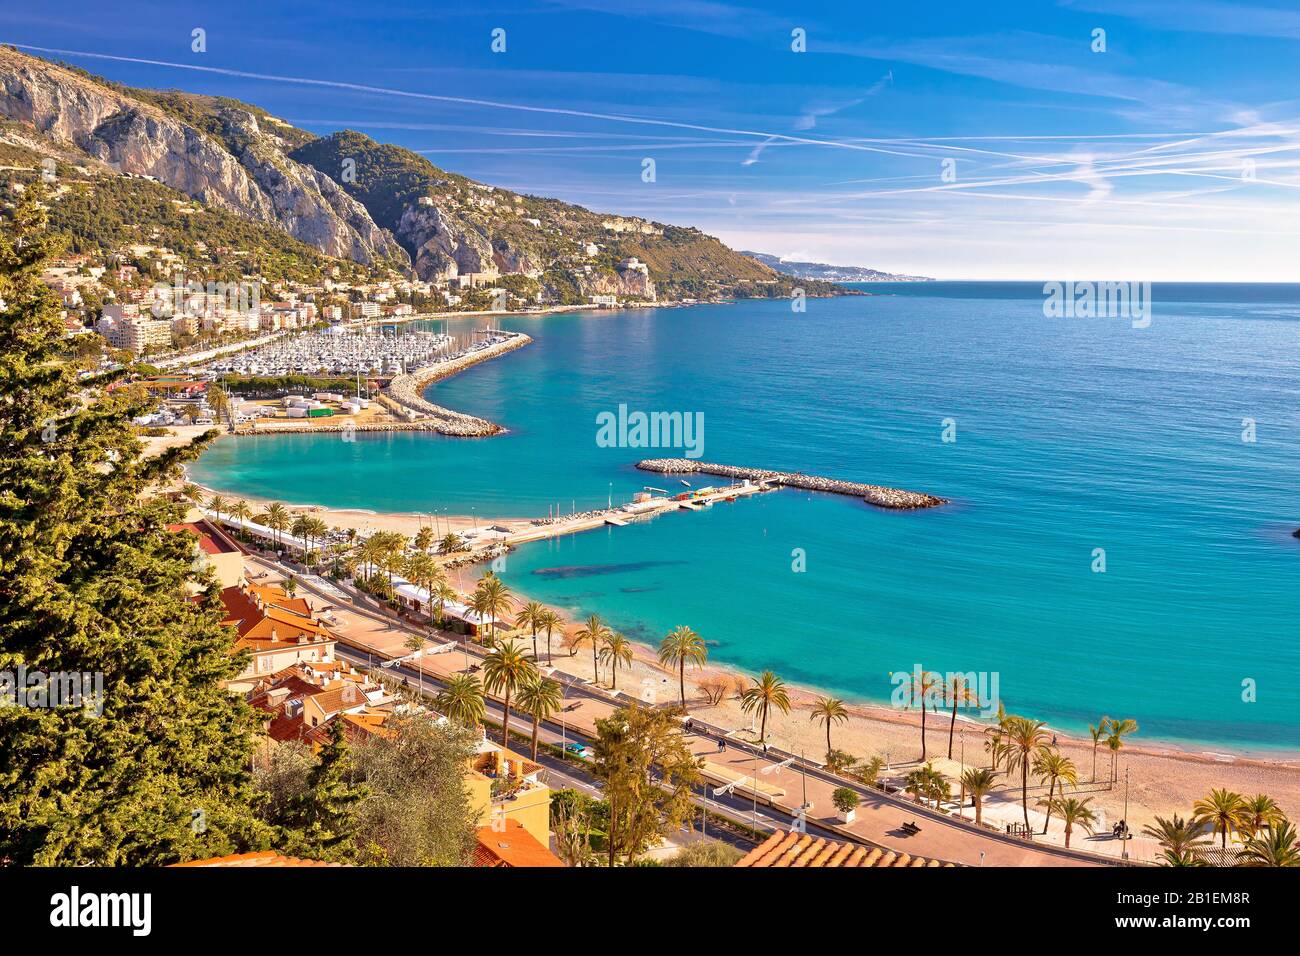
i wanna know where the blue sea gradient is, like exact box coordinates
[192,283,1300,752]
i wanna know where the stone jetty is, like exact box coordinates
[635,458,947,510]
[382,332,532,436]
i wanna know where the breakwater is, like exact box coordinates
[382,332,532,436]
[635,458,947,509]
[232,421,441,437]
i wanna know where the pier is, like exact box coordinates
[635,458,947,510]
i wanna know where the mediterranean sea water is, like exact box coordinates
[192,283,1300,752]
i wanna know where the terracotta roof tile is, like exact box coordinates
[472,820,564,868]
[735,830,957,868]
[171,851,344,867]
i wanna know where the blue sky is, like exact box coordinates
[6,0,1300,279]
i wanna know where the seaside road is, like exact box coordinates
[677,730,1102,868]
[332,643,811,852]
[255,556,1104,866]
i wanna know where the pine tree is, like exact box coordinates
[281,719,365,862]
[0,187,271,864]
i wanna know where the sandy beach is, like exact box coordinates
[178,449,1300,840]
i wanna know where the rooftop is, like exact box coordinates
[736,831,957,868]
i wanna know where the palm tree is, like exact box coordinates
[600,632,633,690]
[960,768,998,826]
[304,517,328,564]
[538,609,563,663]
[413,525,435,554]
[403,632,427,698]
[404,551,442,616]
[472,573,514,644]
[1032,749,1078,834]
[259,502,290,549]
[207,384,232,429]
[357,535,385,581]
[1000,715,1052,831]
[468,588,494,645]
[431,580,457,629]
[1142,814,1210,866]
[1105,717,1138,784]
[984,701,1008,771]
[894,667,940,761]
[1239,819,1300,867]
[516,674,563,761]
[904,763,950,805]
[1193,788,1248,849]
[515,600,547,661]
[1040,796,1097,849]
[575,614,610,685]
[1088,715,1110,782]
[809,696,849,766]
[944,674,977,760]
[1241,794,1284,838]
[291,514,312,555]
[229,499,251,530]
[180,482,203,504]
[658,625,707,709]
[207,494,227,522]
[740,670,790,743]
[482,638,535,749]
[438,532,462,555]
[435,674,485,728]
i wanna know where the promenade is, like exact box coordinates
[246,553,1113,867]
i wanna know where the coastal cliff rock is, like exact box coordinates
[396,202,497,281]
[0,48,403,265]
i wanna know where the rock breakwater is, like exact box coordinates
[635,458,947,510]
[382,332,532,436]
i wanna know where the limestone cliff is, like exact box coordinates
[0,47,403,265]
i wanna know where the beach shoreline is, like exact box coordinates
[179,468,1300,776]
[159,293,1300,836]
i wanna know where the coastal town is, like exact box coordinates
[1,13,1297,946]
[155,483,1298,870]
[9,142,1300,878]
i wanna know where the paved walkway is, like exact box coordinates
[253,557,1111,867]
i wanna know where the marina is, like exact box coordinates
[207,326,456,377]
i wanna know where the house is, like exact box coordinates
[472,819,563,868]
[246,661,391,749]
[219,582,337,692]
[466,735,552,847]
[169,516,245,590]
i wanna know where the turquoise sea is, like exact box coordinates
[192,283,1300,753]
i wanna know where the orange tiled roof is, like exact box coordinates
[247,582,312,616]
[171,851,344,868]
[472,820,564,868]
[735,831,957,868]
[342,709,396,740]
[305,682,366,718]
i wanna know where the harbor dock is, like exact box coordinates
[635,458,947,509]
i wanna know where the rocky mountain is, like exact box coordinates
[290,130,824,302]
[0,47,403,266]
[742,251,932,282]
[0,47,845,303]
